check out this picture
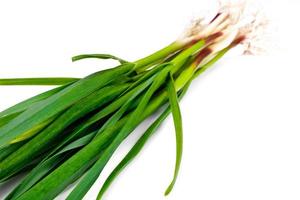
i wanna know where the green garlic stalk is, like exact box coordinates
[0,3,260,200]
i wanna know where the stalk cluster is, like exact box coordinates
[0,5,256,200]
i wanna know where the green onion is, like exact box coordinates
[0,6,255,199]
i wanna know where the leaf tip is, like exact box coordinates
[71,56,78,62]
[164,184,173,196]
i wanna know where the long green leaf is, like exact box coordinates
[0,78,79,86]
[15,67,173,200]
[72,54,128,64]
[66,66,172,200]
[5,154,66,200]
[16,117,127,200]
[10,73,152,199]
[0,84,67,118]
[164,73,183,195]
[0,63,134,148]
[65,76,157,199]
[0,141,25,162]
[0,84,129,180]
[8,116,56,144]
[96,80,191,199]
[0,112,22,128]
[41,76,153,162]
[66,85,149,200]
[97,105,171,200]
[5,131,96,200]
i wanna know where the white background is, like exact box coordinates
[0,0,300,200]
